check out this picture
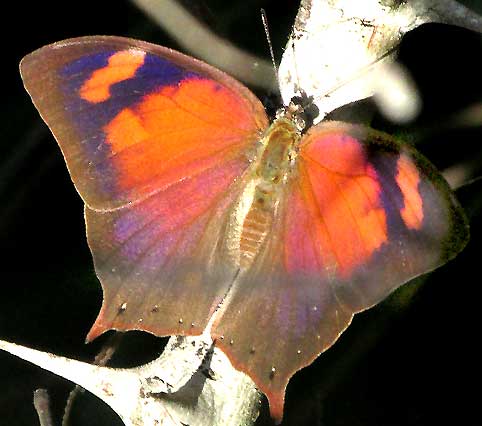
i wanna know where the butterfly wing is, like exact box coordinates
[20,36,269,339]
[213,121,469,422]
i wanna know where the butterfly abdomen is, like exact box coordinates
[239,188,273,268]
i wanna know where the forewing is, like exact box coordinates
[20,36,268,210]
[213,121,468,422]
[20,36,269,339]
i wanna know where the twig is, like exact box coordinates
[0,336,261,426]
[33,389,54,426]
[62,332,124,426]
[419,0,482,33]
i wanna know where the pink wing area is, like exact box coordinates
[20,36,269,339]
[85,155,248,339]
[213,121,468,422]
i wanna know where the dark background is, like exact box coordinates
[1,1,481,425]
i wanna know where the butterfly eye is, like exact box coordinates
[275,107,286,119]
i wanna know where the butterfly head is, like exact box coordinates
[276,89,320,133]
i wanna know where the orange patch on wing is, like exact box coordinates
[396,154,423,230]
[299,133,387,277]
[103,78,258,192]
[303,132,368,175]
[80,50,146,103]
[105,109,150,152]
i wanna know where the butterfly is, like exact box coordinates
[20,36,468,423]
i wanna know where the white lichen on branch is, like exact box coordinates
[279,0,482,122]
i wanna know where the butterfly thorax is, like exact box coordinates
[235,117,300,269]
[256,117,300,185]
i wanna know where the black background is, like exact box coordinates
[0,1,481,425]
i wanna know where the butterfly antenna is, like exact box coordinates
[261,8,281,94]
[452,173,482,191]
[311,46,397,106]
